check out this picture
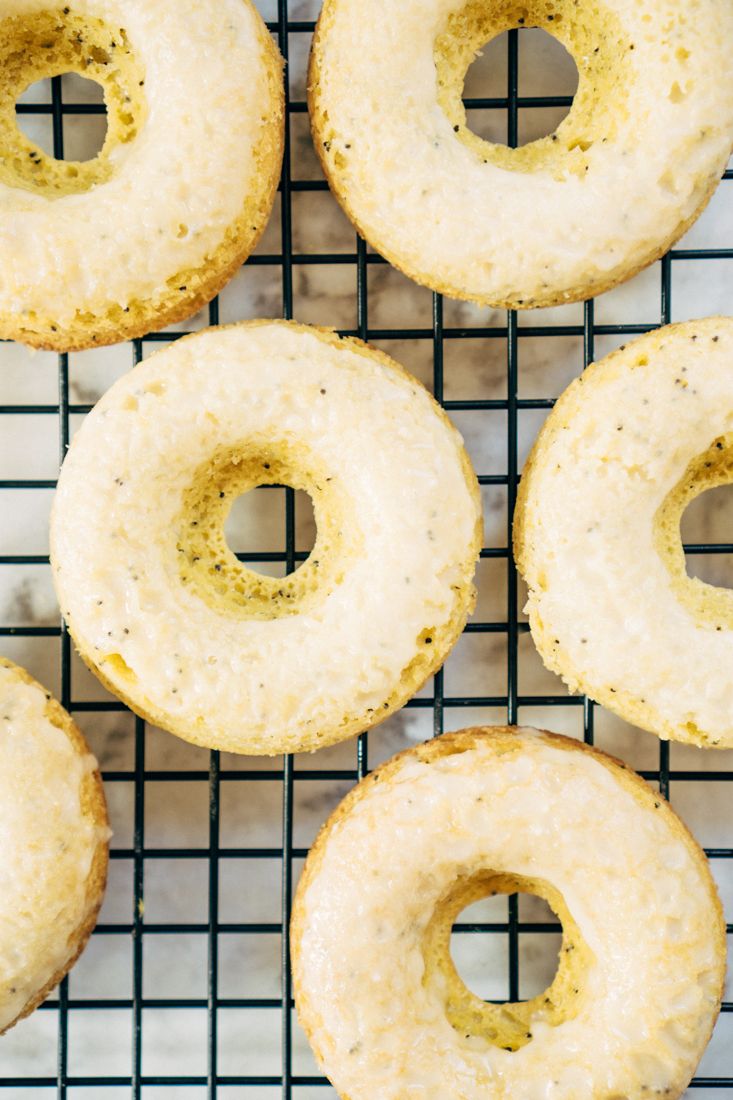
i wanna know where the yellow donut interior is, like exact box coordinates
[421,870,593,1052]
[0,7,146,196]
[175,441,363,621]
[433,0,631,176]
[654,432,733,639]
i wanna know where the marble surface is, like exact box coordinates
[1,3,732,1096]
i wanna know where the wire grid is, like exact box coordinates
[1,4,732,1096]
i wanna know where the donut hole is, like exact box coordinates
[434,0,631,171]
[461,29,578,146]
[681,484,733,591]
[451,892,561,1001]
[655,433,733,631]
[422,870,592,1051]
[0,9,146,196]
[225,485,317,577]
[178,444,353,621]
[17,74,107,161]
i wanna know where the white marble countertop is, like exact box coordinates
[0,3,731,1097]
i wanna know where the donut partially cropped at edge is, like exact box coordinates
[0,658,109,1033]
[0,0,284,351]
[309,0,733,309]
[292,726,725,1099]
[515,316,733,748]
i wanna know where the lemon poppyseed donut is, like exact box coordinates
[309,0,733,309]
[515,317,733,749]
[0,1,283,351]
[50,321,481,755]
[0,658,108,1033]
[292,726,725,1100]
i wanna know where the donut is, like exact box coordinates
[50,320,481,755]
[291,726,725,1100]
[515,316,733,748]
[0,1,283,351]
[309,0,733,309]
[0,658,108,1033]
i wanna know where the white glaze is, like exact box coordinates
[518,317,733,745]
[313,0,733,304]
[0,664,104,1031]
[0,0,272,322]
[50,322,480,753]
[294,730,723,1099]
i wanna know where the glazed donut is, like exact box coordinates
[0,0,283,351]
[0,658,108,1033]
[50,321,481,755]
[515,316,733,748]
[292,726,725,1100]
[309,0,733,309]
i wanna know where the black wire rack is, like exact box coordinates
[1,3,732,1096]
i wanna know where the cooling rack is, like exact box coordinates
[1,1,731,1096]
